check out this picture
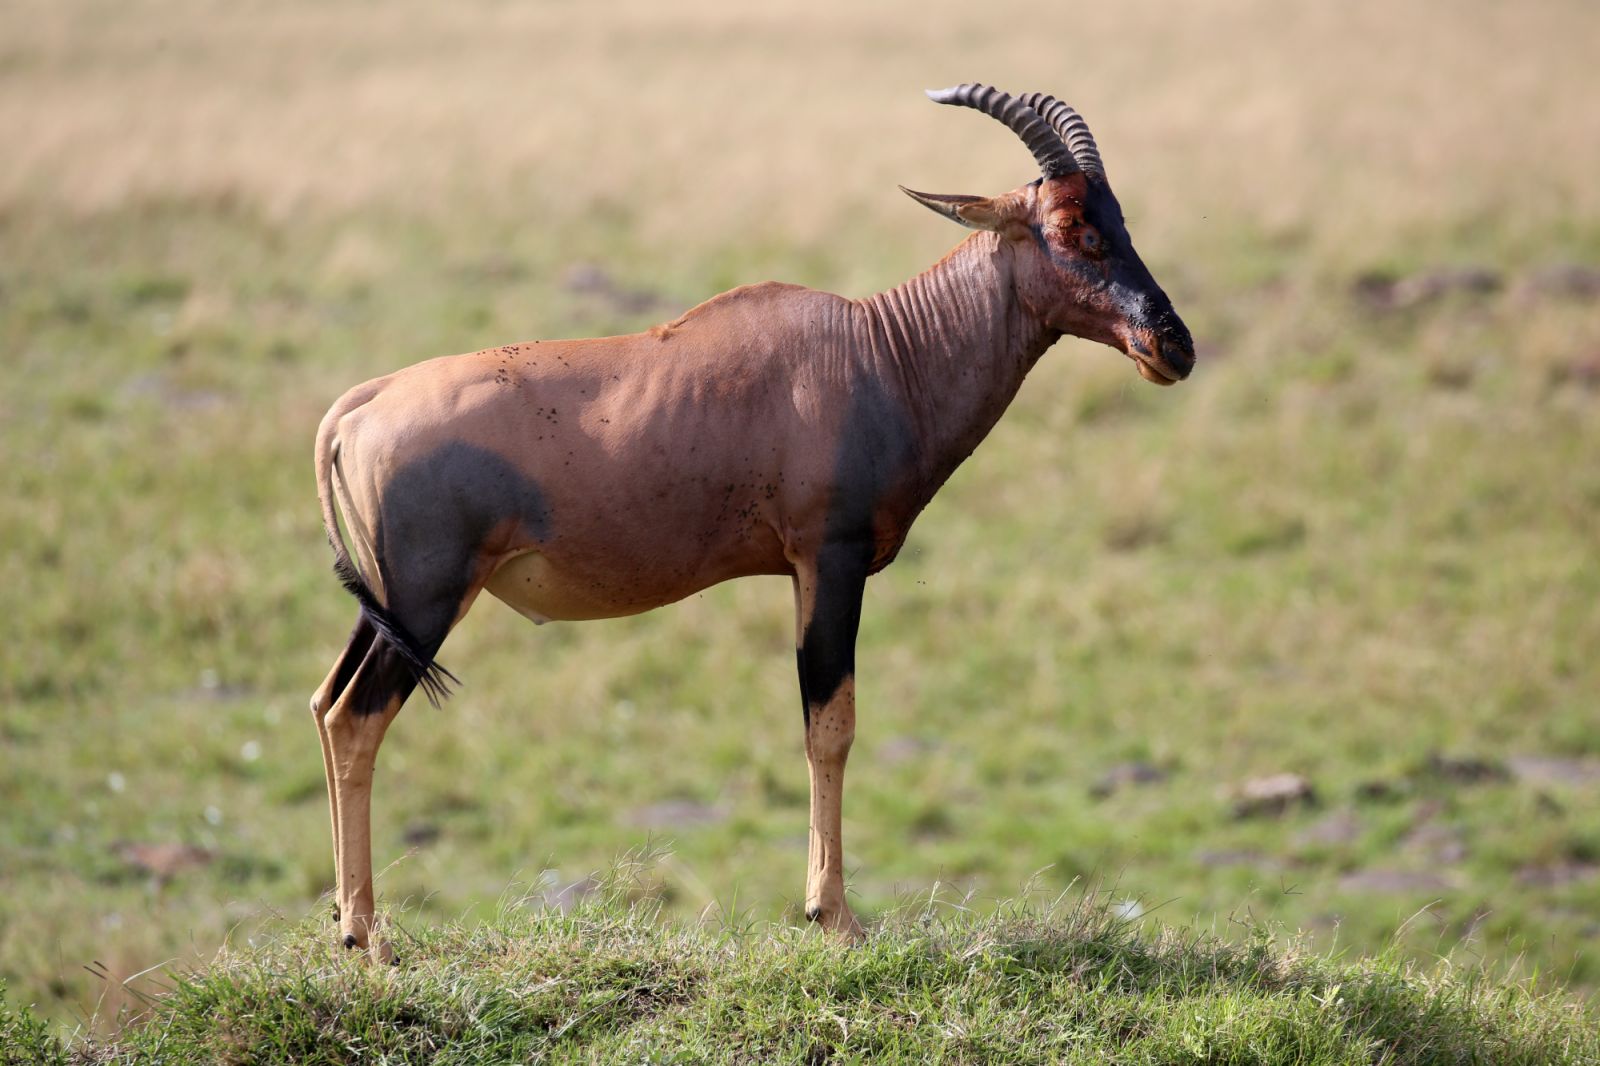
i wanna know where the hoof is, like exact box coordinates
[804,903,865,941]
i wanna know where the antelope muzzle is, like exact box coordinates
[1121,310,1195,386]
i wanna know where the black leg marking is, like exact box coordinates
[795,648,811,723]
[325,616,377,710]
[797,541,871,725]
[348,640,427,718]
[793,373,915,729]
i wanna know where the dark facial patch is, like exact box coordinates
[1079,180,1129,242]
[1080,181,1192,352]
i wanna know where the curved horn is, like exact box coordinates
[925,83,1079,179]
[1017,92,1105,179]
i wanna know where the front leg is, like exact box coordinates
[792,540,870,939]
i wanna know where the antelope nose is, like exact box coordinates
[1159,337,1195,380]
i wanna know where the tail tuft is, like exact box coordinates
[332,550,459,707]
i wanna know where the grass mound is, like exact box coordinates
[11,882,1596,1065]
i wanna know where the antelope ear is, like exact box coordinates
[898,186,1011,231]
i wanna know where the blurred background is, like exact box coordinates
[3,0,1598,1033]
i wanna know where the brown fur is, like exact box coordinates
[310,165,1194,957]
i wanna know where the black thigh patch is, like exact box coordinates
[372,441,554,660]
[376,441,553,586]
[334,443,554,715]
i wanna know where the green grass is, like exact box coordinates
[5,0,1600,1045]
[8,867,1597,1064]
[4,199,1598,1043]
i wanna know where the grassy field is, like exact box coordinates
[4,0,1600,1043]
[12,877,1600,1064]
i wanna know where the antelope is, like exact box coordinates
[309,83,1195,961]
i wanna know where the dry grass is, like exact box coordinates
[5,0,1599,252]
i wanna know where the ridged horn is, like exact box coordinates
[1017,91,1105,179]
[925,83,1079,179]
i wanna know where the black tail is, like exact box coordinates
[332,552,459,707]
[317,409,458,708]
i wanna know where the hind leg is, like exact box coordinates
[325,580,484,962]
[325,640,410,963]
[310,615,378,922]
[314,436,538,959]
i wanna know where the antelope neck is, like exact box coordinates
[854,232,1061,489]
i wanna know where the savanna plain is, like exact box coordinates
[3,0,1600,1056]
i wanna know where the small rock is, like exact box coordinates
[543,874,602,912]
[1294,808,1364,848]
[1351,271,1401,308]
[1355,778,1408,802]
[562,263,670,315]
[121,373,229,413]
[1506,755,1600,787]
[1195,848,1267,868]
[563,263,615,294]
[877,735,939,766]
[1337,868,1453,894]
[113,841,213,882]
[1420,752,1507,785]
[625,800,727,830]
[1515,862,1600,888]
[1534,793,1566,817]
[453,253,526,283]
[1548,356,1600,390]
[402,822,441,847]
[1090,761,1168,799]
[1352,266,1502,311]
[1397,266,1502,307]
[1400,822,1468,865]
[1423,358,1476,391]
[1232,773,1315,818]
[1522,263,1600,301]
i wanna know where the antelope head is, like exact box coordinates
[903,83,1194,385]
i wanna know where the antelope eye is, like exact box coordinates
[1080,229,1102,254]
